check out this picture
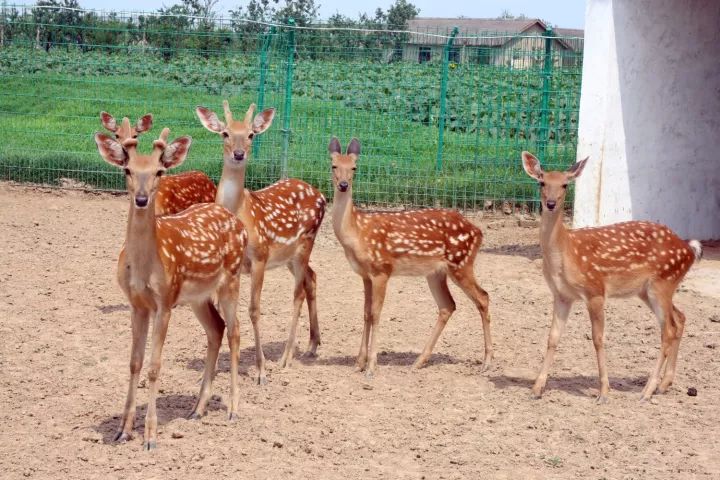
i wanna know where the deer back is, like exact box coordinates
[351,209,483,276]
[155,171,218,216]
[242,178,326,263]
[559,220,697,298]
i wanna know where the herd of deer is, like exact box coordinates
[94,102,703,450]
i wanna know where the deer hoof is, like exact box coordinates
[187,412,203,421]
[228,412,239,422]
[143,440,157,451]
[256,376,268,386]
[113,431,131,443]
[595,395,609,405]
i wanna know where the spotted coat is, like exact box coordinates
[155,171,217,216]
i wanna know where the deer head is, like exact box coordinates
[329,137,361,193]
[100,111,153,142]
[94,128,191,209]
[195,100,275,167]
[521,151,588,213]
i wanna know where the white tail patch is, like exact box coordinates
[688,240,703,264]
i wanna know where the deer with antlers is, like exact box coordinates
[196,101,326,384]
[100,111,217,216]
[521,151,703,403]
[94,127,247,450]
[329,137,492,378]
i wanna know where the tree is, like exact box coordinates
[386,0,419,29]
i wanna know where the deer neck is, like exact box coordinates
[539,208,571,265]
[216,163,247,214]
[124,199,161,286]
[332,187,359,246]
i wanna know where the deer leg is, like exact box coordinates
[413,272,456,369]
[450,265,493,371]
[278,259,306,369]
[143,307,171,450]
[641,286,673,401]
[218,276,241,419]
[532,295,572,399]
[587,296,609,404]
[114,305,150,443]
[188,301,224,420]
[303,264,321,357]
[356,277,373,372]
[659,305,685,393]
[365,274,389,379]
[248,259,268,385]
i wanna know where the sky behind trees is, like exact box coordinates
[11,0,586,28]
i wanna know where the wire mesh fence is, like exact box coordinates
[0,4,583,210]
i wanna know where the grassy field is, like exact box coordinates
[0,47,581,208]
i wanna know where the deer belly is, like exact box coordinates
[175,274,224,305]
[392,257,447,276]
[266,243,299,269]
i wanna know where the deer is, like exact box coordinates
[94,127,247,450]
[521,151,703,403]
[100,111,217,216]
[329,137,492,378]
[195,100,326,384]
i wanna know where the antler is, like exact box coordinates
[243,103,256,125]
[223,100,234,124]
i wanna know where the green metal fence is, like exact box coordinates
[0,5,583,209]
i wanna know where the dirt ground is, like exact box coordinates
[1,182,719,480]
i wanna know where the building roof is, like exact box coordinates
[406,18,582,50]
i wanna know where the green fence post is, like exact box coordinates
[436,26,458,171]
[538,27,554,163]
[279,18,295,180]
[253,25,275,159]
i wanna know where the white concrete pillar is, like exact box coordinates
[574,0,720,239]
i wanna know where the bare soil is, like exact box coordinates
[1,182,719,479]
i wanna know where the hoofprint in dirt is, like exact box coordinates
[0,181,718,479]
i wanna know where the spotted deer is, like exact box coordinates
[521,151,703,403]
[329,137,492,378]
[94,128,247,450]
[100,111,217,216]
[196,100,326,384]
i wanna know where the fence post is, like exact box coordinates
[538,27,554,162]
[280,18,295,180]
[253,25,275,159]
[435,26,458,171]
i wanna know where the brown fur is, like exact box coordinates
[94,129,247,450]
[521,151,702,403]
[330,137,492,378]
[196,101,326,384]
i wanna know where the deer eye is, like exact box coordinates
[156,170,164,177]
[222,132,229,138]
[248,133,254,139]
[562,184,568,189]
[115,134,120,139]
[132,134,138,139]
[351,167,357,171]
[538,181,545,187]
[331,165,337,169]
[124,168,131,176]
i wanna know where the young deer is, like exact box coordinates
[521,151,703,403]
[100,111,217,216]
[196,101,326,384]
[329,137,492,378]
[94,128,247,450]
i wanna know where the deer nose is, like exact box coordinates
[338,181,349,192]
[135,195,149,208]
[545,200,556,211]
[233,150,245,161]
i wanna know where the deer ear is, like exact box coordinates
[136,114,153,134]
[195,106,225,133]
[346,138,361,157]
[521,151,543,181]
[161,136,192,169]
[94,132,128,167]
[328,137,342,156]
[100,112,117,132]
[252,108,275,134]
[566,156,589,180]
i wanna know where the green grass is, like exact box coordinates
[0,46,581,208]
